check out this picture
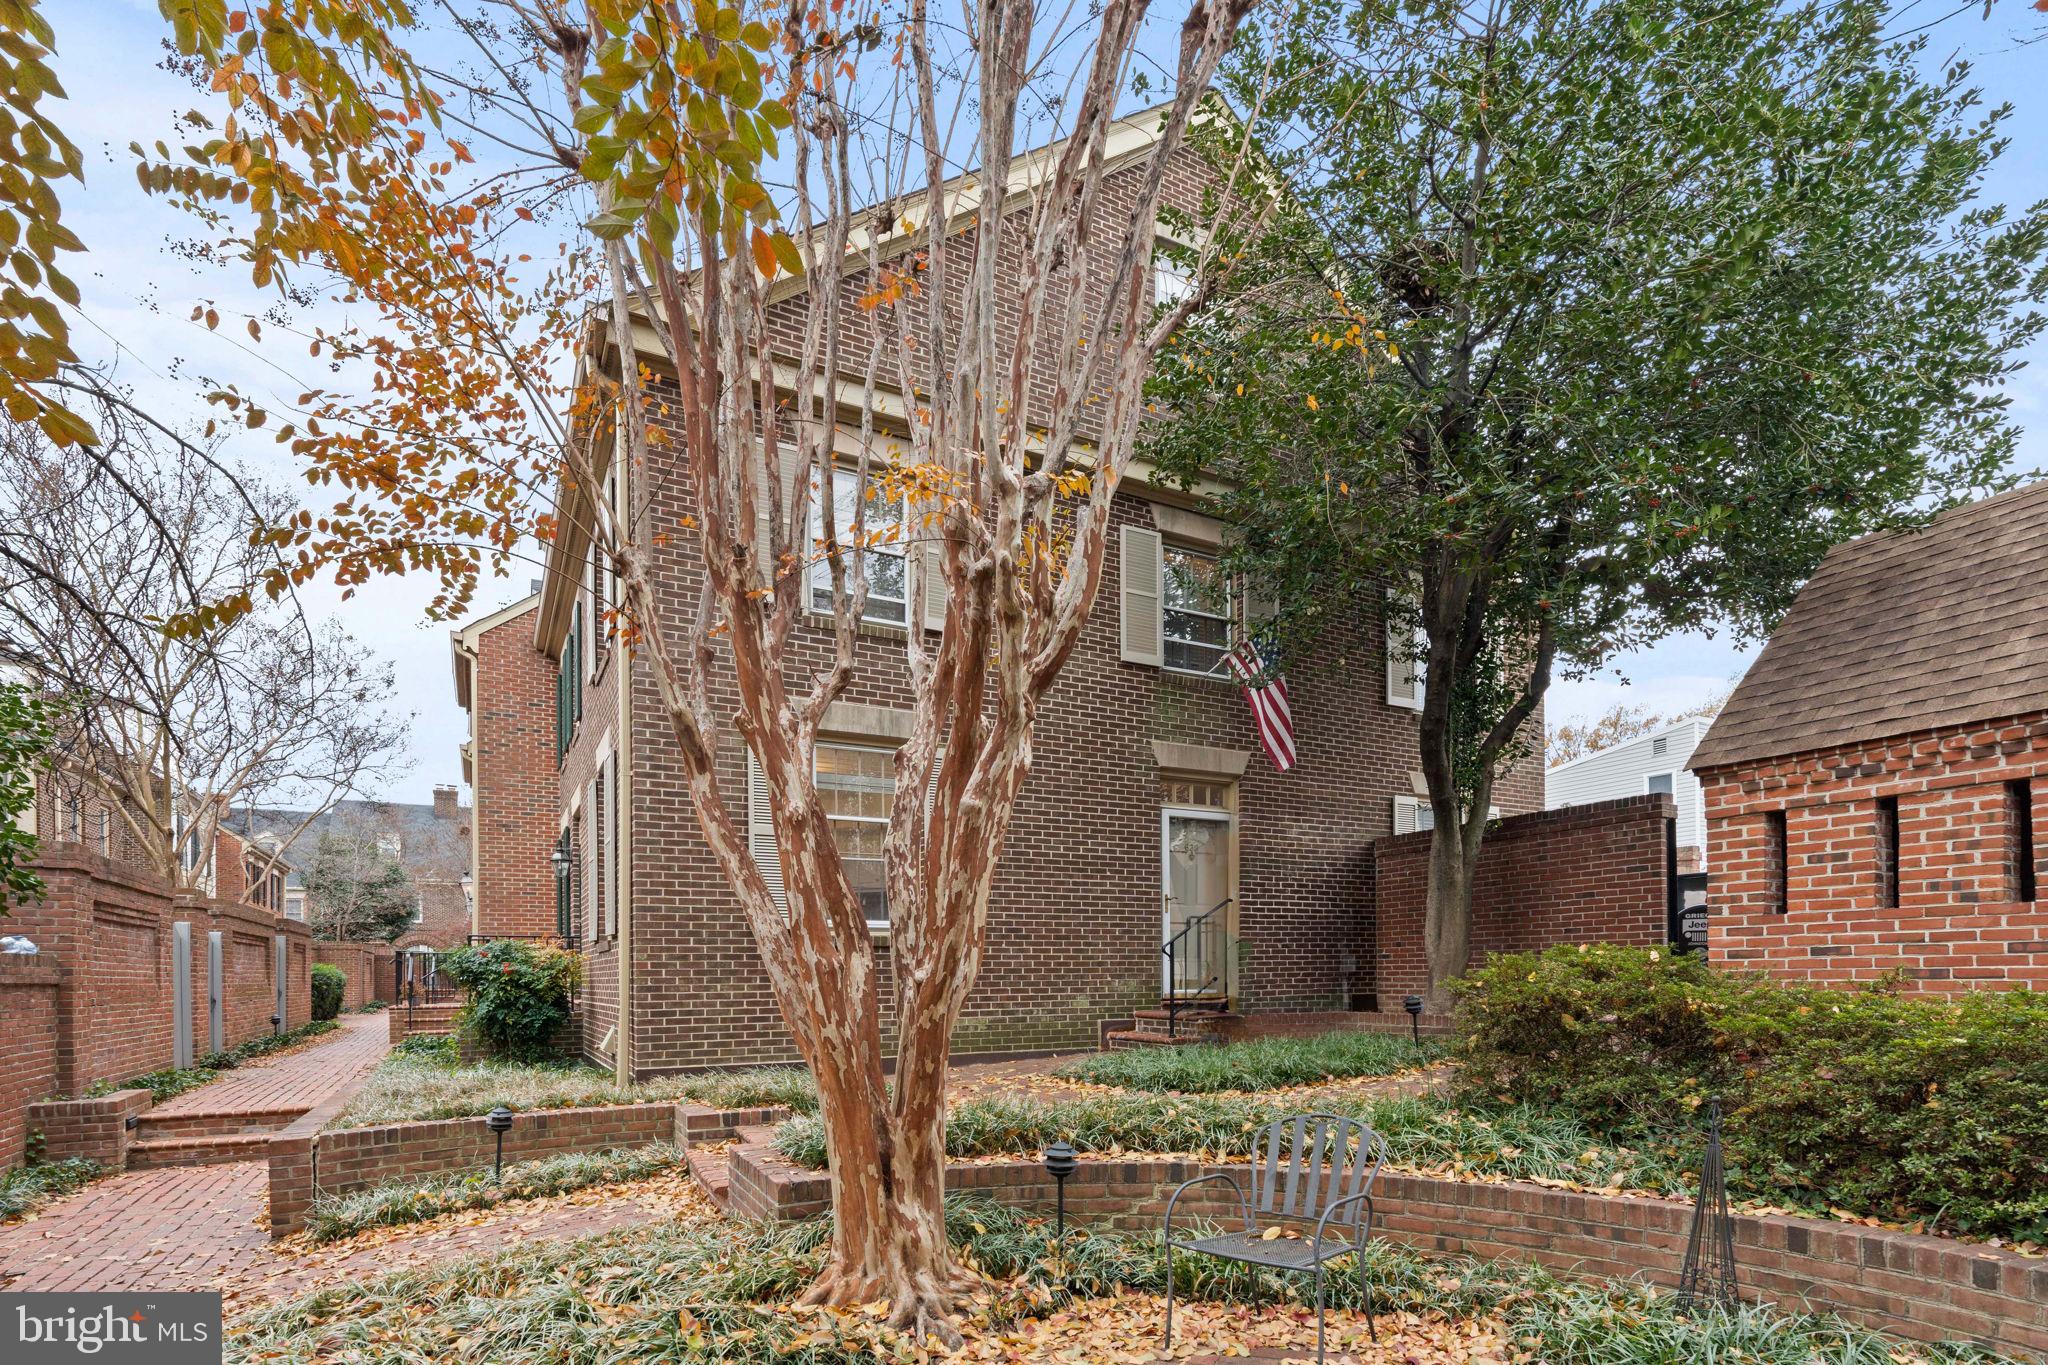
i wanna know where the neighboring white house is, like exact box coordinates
[1546,717,1710,872]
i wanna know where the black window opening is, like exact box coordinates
[2009,779,2036,904]
[1875,796,1900,910]
[1764,809,1788,915]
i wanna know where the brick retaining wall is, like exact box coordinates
[724,1142,2048,1358]
[265,1099,768,1235]
[26,1089,151,1169]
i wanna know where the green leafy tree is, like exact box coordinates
[0,683,58,909]
[302,832,416,943]
[1150,0,2048,1007]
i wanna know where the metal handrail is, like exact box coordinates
[1163,896,1234,1037]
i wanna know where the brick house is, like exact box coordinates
[1689,481,2048,990]
[476,109,1579,1081]
[451,591,561,940]
[392,876,473,953]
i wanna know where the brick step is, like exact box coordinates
[133,1106,306,1141]
[733,1124,779,1147]
[125,1133,273,1169]
[1104,1029,1210,1050]
[685,1147,731,1211]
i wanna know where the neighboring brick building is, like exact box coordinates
[1690,481,2048,991]
[393,877,473,953]
[500,109,1571,1080]
[452,592,561,940]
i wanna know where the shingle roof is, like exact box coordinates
[1689,480,2048,772]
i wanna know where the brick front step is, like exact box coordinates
[126,1133,274,1169]
[1105,1030,1209,1050]
[133,1106,308,1141]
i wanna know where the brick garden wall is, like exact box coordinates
[0,961,62,1169]
[313,942,397,1010]
[0,843,311,1169]
[1697,711,2048,989]
[724,1143,2048,1358]
[1370,796,1673,1002]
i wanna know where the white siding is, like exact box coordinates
[1546,718,1710,866]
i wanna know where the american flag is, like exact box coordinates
[1225,634,1296,772]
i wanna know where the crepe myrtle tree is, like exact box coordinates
[1147,0,2048,1008]
[135,0,1272,1337]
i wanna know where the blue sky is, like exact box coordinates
[44,0,2048,801]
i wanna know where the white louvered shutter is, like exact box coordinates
[1119,525,1164,666]
[746,751,788,917]
[757,445,810,585]
[1385,589,1423,710]
[921,542,949,632]
[1392,795,1433,834]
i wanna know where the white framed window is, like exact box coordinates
[1645,772,1676,797]
[1393,795,1497,834]
[815,741,893,932]
[1163,545,1233,676]
[1152,240,1194,307]
[408,896,424,926]
[1385,589,1426,711]
[810,468,906,626]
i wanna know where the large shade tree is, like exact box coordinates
[1147,0,2048,1006]
[121,0,1269,1337]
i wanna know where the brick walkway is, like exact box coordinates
[150,1009,391,1119]
[0,1010,395,1294]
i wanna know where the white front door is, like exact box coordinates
[1162,808,1231,995]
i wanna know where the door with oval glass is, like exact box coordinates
[1162,807,1231,998]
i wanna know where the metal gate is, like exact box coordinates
[273,933,288,1034]
[1666,816,1709,953]
[207,930,224,1055]
[171,921,194,1069]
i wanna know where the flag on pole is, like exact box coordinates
[1225,633,1296,772]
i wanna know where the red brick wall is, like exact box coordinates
[268,1102,679,1233]
[721,1144,2048,1358]
[211,829,247,903]
[1370,795,1673,1002]
[0,843,310,1112]
[1697,711,2048,990]
[471,604,561,938]
[313,942,397,1009]
[0,962,61,1169]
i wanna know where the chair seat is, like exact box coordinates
[1172,1228,1357,1271]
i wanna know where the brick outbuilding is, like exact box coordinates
[1689,481,2048,990]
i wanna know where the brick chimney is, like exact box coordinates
[432,785,460,821]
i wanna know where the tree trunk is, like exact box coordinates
[1421,821,1476,1014]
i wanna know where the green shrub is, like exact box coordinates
[1054,1029,1443,1093]
[310,964,346,1021]
[1453,945,2048,1240]
[355,999,389,1012]
[391,1032,459,1063]
[0,1158,101,1222]
[440,940,582,1062]
[304,1143,687,1242]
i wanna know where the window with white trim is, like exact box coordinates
[816,741,893,930]
[1162,545,1233,676]
[810,468,906,626]
[1152,240,1194,306]
[1645,772,1675,797]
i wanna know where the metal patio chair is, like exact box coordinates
[1162,1112,1386,1364]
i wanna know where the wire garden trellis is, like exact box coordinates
[1676,1096,1740,1311]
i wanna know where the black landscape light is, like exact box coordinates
[486,1106,515,1182]
[1402,994,1424,1049]
[1041,1140,1078,1242]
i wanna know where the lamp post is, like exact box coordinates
[1402,994,1424,1050]
[485,1107,515,1182]
[1041,1141,1078,1242]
